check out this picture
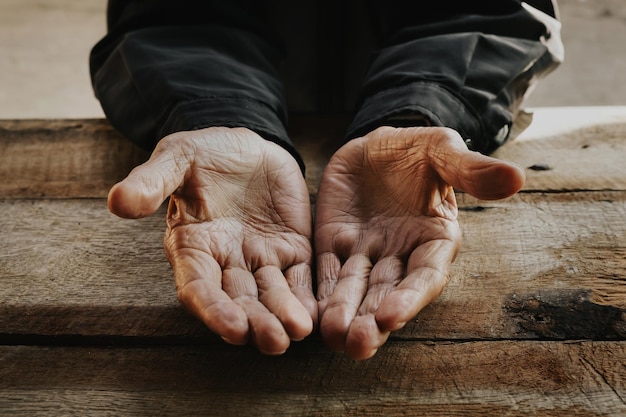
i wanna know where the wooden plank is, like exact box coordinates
[444,191,626,340]
[0,119,148,199]
[494,121,626,191]
[1,111,623,417]
[505,106,626,193]
[1,192,624,340]
[1,114,626,199]
[0,117,343,199]
[0,341,624,416]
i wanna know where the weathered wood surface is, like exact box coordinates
[1,192,624,341]
[1,113,625,416]
[0,119,148,199]
[494,121,626,192]
[1,341,625,416]
[2,115,626,199]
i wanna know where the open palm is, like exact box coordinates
[108,127,316,355]
[315,126,525,359]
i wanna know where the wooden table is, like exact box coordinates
[1,108,625,416]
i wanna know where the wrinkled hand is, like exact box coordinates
[108,127,316,355]
[315,126,525,360]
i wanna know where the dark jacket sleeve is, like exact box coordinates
[89,0,303,171]
[347,0,564,154]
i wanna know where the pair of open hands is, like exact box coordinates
[108,126,524,360]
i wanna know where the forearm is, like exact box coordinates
[89,0,303,170]
[348,0,563,154]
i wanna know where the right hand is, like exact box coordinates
[107,127,317,355]
[314,126,525,359]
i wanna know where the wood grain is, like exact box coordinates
[0,119,148,198]
[0,341,624,416]
[493,122,626,191]
[1,192,623,341]
[1,117,625,199]
[1,116,625,416]
[0,117,344,199]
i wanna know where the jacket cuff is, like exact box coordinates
[346,81,512,154]
[157,97,305,174]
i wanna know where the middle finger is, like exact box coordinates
[223,267,290,355]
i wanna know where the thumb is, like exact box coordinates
[108,140,191,218]
[430,129,526,201]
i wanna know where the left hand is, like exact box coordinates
[107,127,316,355]
[314,126,525,359]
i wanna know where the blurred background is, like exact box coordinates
[1,0,625,119]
